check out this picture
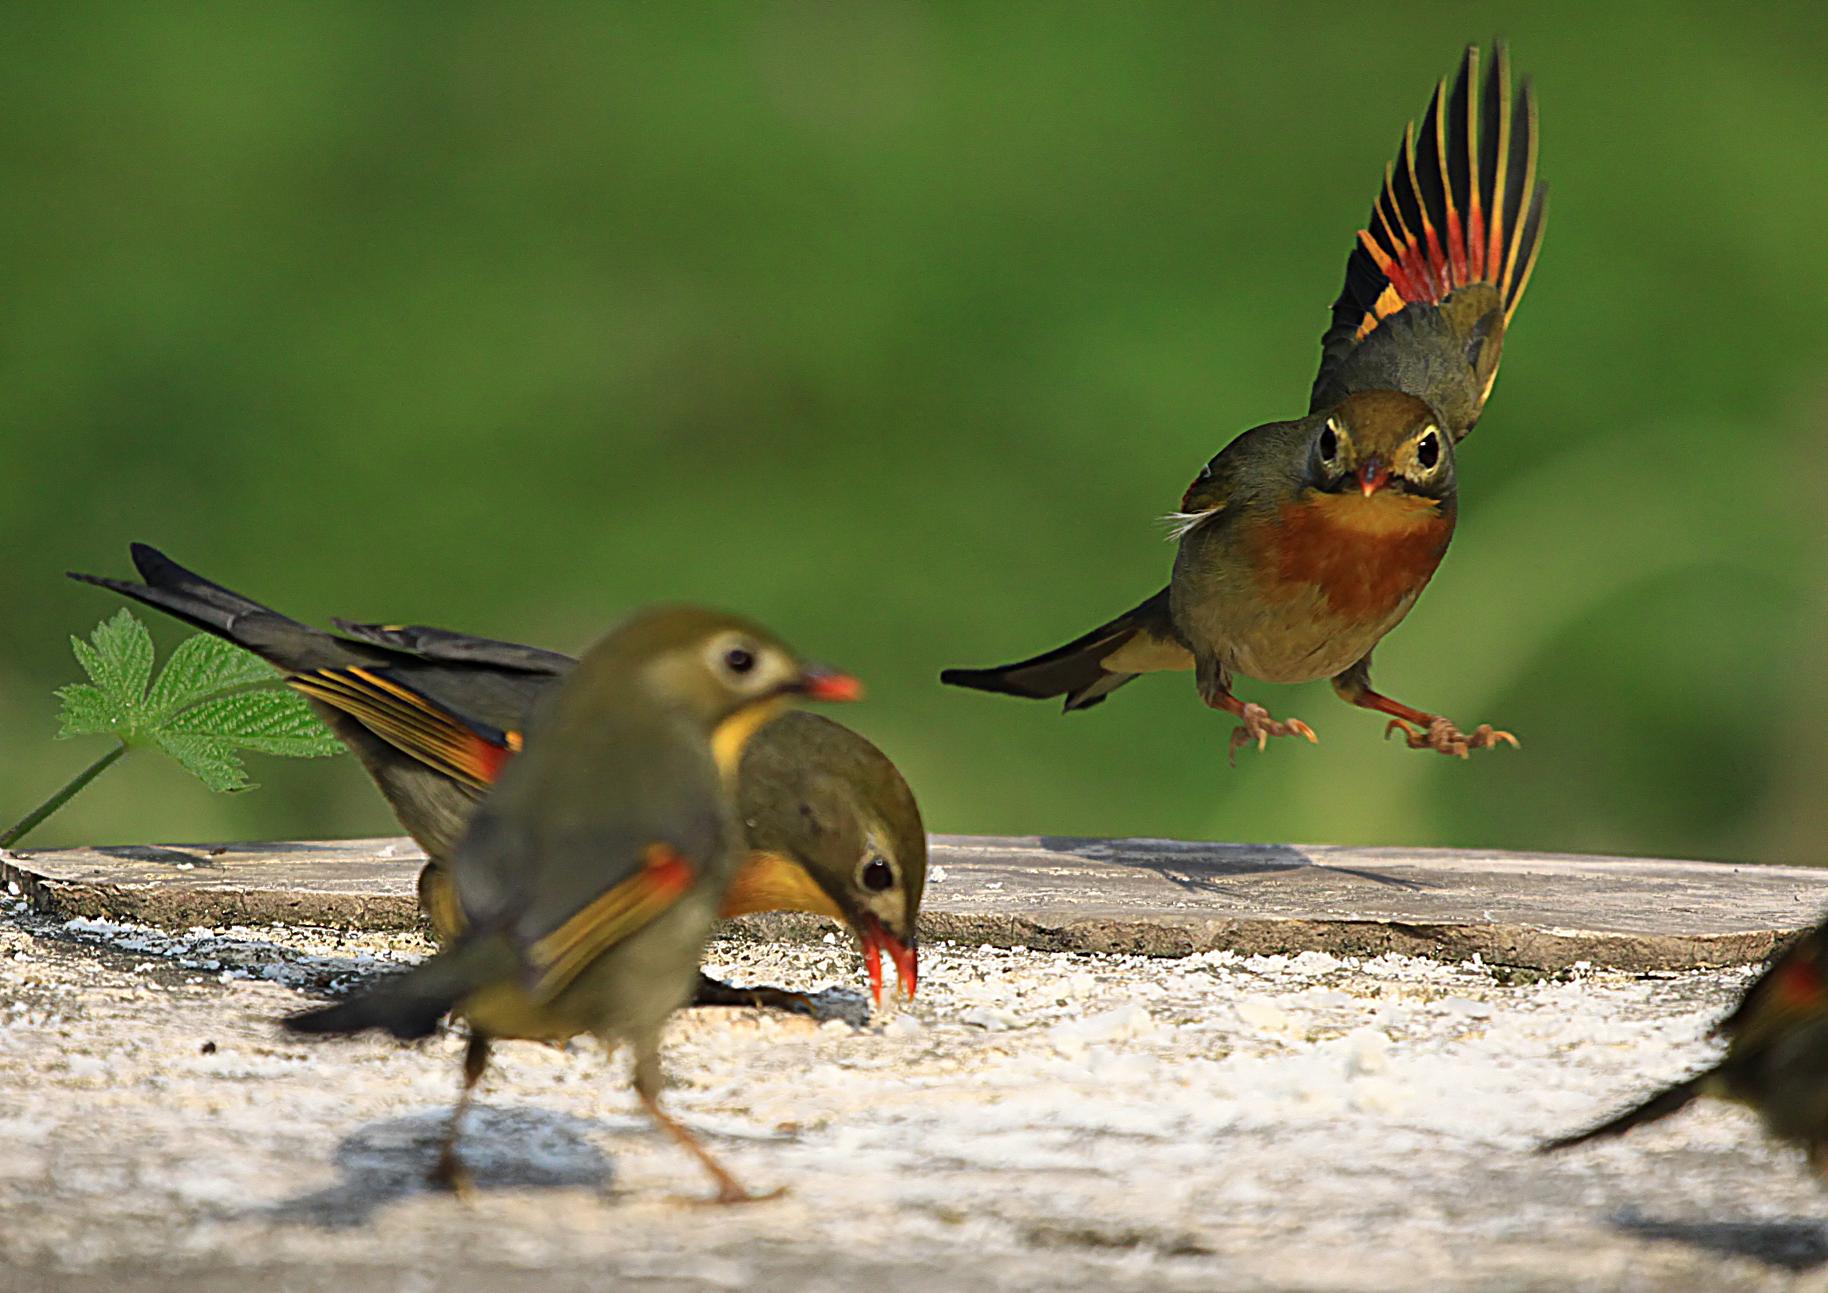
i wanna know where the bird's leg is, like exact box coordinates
[1331,661,1516,758]
[633,1055,784,1206]
[429,1032,491,1196]
[1198,662,1315,763]
[691,971,815,1016]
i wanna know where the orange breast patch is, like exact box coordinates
[1266,491,1453,622]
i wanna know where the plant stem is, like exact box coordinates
[0,742,128,849]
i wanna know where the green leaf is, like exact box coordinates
[164,688,346,758]
[55,682,126,738]
[150,730,252,793]
[44,609,346,808]
[78,609,156,714]
[144,633,277,721]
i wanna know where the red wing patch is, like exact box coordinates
[1336,44,1546,344]
[289,666,519,791]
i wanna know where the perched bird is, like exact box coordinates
[71,545,921,1006]
[943,44,1546,759]
[1543,923,1828,1172]
[286,605,859,1201]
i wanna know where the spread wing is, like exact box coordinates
[1310,43,1546,440]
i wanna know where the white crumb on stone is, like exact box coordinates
[0,905,1808,1290]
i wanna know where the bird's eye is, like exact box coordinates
[860,856,894,892]
[723,646,756,675]
[1318,421,1339,462]
[1415,429,1440,470]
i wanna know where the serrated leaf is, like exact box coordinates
[151,730,253,793]
[164,688,346,758]
[85,609,155,706]
[144,633,277,721]
[56,682,126,738]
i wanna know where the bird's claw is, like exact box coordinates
[1227,703,1318,764]
[1384,716,1518,758]
[713,1183,789,1207]
[428,1151,474,1199]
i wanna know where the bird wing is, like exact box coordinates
[288,665,521,791]
[522,841,698,1002]
[1309,43,1546,440]
[330,619,577,674]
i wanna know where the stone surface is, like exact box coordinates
[4,896,1828,1292]
[6,834,1827,971]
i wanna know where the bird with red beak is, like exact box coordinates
[73,544,921,1008]
[943,43,1544,759]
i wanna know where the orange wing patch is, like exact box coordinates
[288,666,519,791]
[525,843,695,1002]
[1348,44,1545,342]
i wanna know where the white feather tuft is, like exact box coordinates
[1159,511,1217,542]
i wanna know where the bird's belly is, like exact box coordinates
[1225,592,1405,683]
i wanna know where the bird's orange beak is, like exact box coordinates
[1357,458,1389,497]
[859,915,917,1005]
[800,667,864,702]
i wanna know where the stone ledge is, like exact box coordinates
[6,834,1822,971]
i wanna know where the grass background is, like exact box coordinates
[5,2,1825,863]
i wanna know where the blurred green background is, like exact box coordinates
[4,2,1825,863]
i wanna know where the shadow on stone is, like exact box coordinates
[1036,835,1430,894]
[270,1105,616,1227]
[41,917,408,997]
[1616,1214,1828,1272]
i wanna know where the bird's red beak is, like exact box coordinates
[800,667,864,702]
[1357,458,1389,497]
[859,915,918,1006]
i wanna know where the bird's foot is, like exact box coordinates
[428,1149,474,1198]
[692,973,815,1016]
[1227,703,1317,764]
[709,1183,789,1207]
[1384,716,1518,758]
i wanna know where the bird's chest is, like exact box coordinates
[1260,491,1454,620]
[1200,490,1452,681]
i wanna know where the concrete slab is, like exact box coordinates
[6,835,1827,970]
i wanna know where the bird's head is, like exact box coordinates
[582,607,861,775]
[737,712,924,1004]
[1308,390,1453,501]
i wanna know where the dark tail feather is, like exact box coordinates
[940,588,1181,713]
[285,938,502,1041]
[1538,1072,1712,1153]
[68,543,302,645]
[69,543,359,673]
